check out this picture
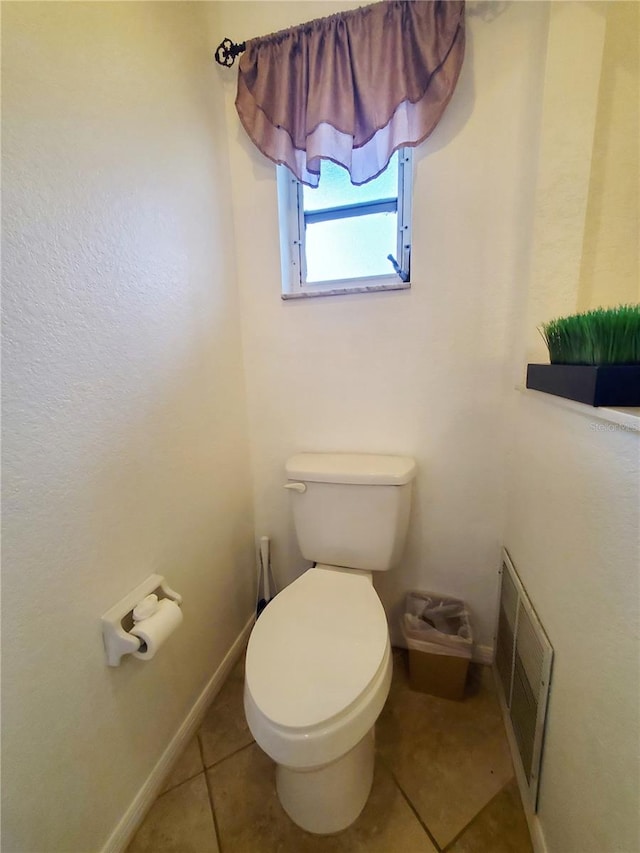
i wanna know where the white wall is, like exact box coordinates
[504,5,640,850]
[519,1,639,366]
[4,2,637,850]
[578,1,640,310]
[519,1,607,367]
[505,394,640,853]
[1,3,254,850]
[215,0,550,650]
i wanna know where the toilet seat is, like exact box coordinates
[245,566,388,730]
[244,565,392,769]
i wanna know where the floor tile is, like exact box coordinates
[126,773,219,853]
[207,742,437,853]
[198,654,253,768]
[377,649,514,848]
[160,737,203,794]
[135,648,528,853]
[448,779,533,853]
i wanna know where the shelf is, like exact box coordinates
[514,385,640,433]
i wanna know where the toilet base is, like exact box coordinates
[276,728,375,834]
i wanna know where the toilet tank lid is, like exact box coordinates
[286,453,417,485]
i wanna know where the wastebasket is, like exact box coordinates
[401,591,473,701]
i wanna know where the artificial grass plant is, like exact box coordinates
[539,304,640,366]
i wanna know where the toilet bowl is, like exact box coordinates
[244,452,416,834]
[244,565,392,833]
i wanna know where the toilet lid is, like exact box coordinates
[245,567,388,730]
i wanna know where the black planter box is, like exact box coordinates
[526,364,640,407]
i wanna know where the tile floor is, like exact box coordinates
[127,649,533,853]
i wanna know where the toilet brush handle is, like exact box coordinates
[260,537,271,601]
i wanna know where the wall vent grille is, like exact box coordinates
[496,549,553,811]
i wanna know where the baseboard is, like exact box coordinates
[101,614,255,853]
[529,815,549,853]
[491,665,549,853]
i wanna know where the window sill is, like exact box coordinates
[515,384,640,433]
[282,281,410,300]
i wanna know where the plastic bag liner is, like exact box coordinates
[402,591,473,659]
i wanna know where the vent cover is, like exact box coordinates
[496,549,553,811]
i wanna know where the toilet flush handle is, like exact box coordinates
[283,482,307,493]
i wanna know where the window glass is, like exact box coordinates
[276,148,411,296]
[302,153,399,212]
[305,212,398,282]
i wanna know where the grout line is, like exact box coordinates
[378,753,442,852]
[201,738,256,772]
[198,735,224,853]
[441,775,516,852]
[158,768,206,798]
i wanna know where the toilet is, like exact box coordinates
[244,452,416,834]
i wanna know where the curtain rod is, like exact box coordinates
[214,1,388,67]
[215,38,246,67]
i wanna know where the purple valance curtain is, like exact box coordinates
[235,0,465,187]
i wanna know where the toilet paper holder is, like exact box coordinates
[102,574,182,666]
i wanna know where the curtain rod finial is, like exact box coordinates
[214,37,246,67]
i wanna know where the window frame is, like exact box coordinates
[278,149,413,299]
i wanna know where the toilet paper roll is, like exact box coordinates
[131,598,183,660]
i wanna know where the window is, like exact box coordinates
[278,149,413,298]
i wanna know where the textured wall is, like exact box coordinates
[215,0,549,651]
[520,1,607,367]
[1,3,254,850]
[4,2,638,850]
[505,7,640,850]
[517,1,639,366]
[578,1,640,310]
[505,393,640,853]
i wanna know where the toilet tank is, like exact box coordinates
[285,453,417,572]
